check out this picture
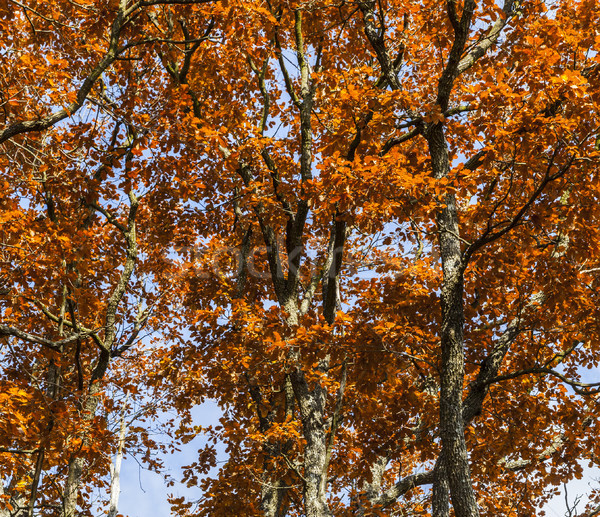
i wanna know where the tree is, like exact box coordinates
[1,0,600,516]
[0,1,215,514]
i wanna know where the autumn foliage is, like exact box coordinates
[1,0,600,516]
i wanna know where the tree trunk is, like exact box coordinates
[108,396,128,517]
[289,369,333,517]
[427,122,479,517]
[432,452,450,517]
[62,380,104,517]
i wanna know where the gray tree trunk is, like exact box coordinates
[427,121,479,517]
[289,370,333,517]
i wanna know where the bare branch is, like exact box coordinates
[32,300,104,349]
[464,152,575,260]
[89,202,127,233]
[462,292,546,422]
[489,367,600,396]
[0,325,91,352]
[380,126,422,156]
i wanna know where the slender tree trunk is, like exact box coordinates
[427,123,479,517]
[26,449,44,517]
[63,458,83,517]
[63,192,137,517]
[108,396,128,517]
[62,377,105,517]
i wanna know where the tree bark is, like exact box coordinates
[432,453,450,517]
[427,122,479,517]
[289,369,333,517]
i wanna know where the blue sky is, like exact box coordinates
[117,401,224,517]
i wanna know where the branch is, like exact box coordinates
[323,212,346,324]
[358,0,402,90]
[108,394,129,517]
[110,301,151,357]
[125,0,215,16]
[0,447,39,454]
[299,228,336,316]
[380,126,422,156]
[464,152,575,260]
[446,0,459,32]
[104,192,139,354]
[179,18,215,83]
[457,0,516,76]
[260,149,293,217]
[89,202,127,233]
[0,1,129,144]
[0,0,219,145]
[235,159,287,301]
[32,300,104,349]
[463,149,487,171]
[462,292,546,422]
[500,432,569,471]
[9,0,67,25]
[489,367,600,396]
[0,325,91,352]
[445,104,476,118]
[234,225,253,300]
[322,361,347,479]
[276,9,314,305]
[436,0,476,110]
[369,470,434,508]
[347,112,372,162]
[249,56,271,136]
[274,31,300,107]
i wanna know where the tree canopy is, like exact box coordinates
[1,0,600,516]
